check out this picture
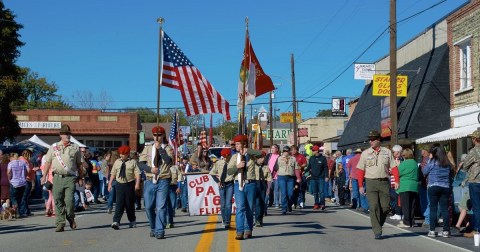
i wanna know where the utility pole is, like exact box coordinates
[269,91,273,147]
[291,53,298,146]
[390,0,398,145]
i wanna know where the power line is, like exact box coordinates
[301,0,447,103]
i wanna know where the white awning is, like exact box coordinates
[416,124,480,144]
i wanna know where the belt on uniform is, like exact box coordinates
[235,180,252,184]
[54,173,75,178]
[367,177,389,181]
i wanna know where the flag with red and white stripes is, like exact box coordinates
[160,31,231,120]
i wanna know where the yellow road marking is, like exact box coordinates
[63,240,73,246]
[195,215,218,252]
[227,215,240,252]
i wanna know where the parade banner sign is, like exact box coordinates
[372,75,408,97]
[186,174,236,216]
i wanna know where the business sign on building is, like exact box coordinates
[18,121,61,129]
[372,75,408,97]
[298,128,308,137]
[262,129,293,140]
[354,63,376,80]
[332,98,346,116]
[380,97,391,138]
[280,112,301,123]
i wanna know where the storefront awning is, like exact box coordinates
[416,124,480,144]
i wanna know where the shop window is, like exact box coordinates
[105,141,113,147]
[95,140,104,148]
[86,140,94,147]
[113,141,122,148]
[456,37,472,91]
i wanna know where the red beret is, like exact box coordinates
[233,135,248,144]
[118,145,131,155]
[312,145,320,151]
[220,148,231,158]
[152,126,165,135]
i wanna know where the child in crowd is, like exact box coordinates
[336,162,346,206]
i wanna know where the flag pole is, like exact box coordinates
[239,16,249,191]
[156,17,165,127]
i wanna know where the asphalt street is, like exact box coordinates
[0,195,477,252]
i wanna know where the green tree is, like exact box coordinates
[316,109,332,117]
[13,68,71,110]
[0,2,25,142]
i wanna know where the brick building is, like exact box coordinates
[417,0,480,161]
[13,110,142,151]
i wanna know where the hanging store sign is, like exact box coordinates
[372,75,408,97]
[280,112,301,123]
[354,63,376,80]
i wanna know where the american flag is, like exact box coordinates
[169,112,178,149]
[160,31,231,120]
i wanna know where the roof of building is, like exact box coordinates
[338,43,450,149]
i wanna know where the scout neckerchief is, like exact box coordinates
[220,160,228,185]
[52,142,77,176]
[119,158,129,180]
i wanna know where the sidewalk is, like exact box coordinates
[323,200,478,251]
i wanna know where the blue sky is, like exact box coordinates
[4,0,468,125]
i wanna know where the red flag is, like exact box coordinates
[237,31,275,108]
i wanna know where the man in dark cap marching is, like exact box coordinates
[41,124,83,232]
[357,130,395,239]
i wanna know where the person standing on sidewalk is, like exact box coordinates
[41,124,83,232]
[291,145,307,209]
[108,145,140,230]
[462,129,480,238]
[304,145,328,210]
[357,130,395,240]
[422,145,453,238]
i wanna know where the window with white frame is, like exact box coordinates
[457,37,472,91]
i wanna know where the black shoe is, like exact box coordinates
[374,234,382,240]
[156,234,165,239]
[111,222,120,230]
[150,231,155,237]
[181,208,187,213]
[135,206,141,210]
[282,212,287,215]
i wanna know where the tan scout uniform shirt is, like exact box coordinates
[255,163,273,182]
[227,153,257,181]
[110,158,141,184]
[357,147,395,179]
[170,165,183,185]
[463,145,480,183]
[142,143,173,179]
[277,155,299,177]
[45,141,82,176]
[210,159,235,183]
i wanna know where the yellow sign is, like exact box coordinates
[280,112,301,123]
[372,75,408,97]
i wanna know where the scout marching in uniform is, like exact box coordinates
[209,148,235,228]
[41,124,83,232]
[108,145,141,229]
[254,151,272,227]
[227,135,261,240]
[166,158,183,228]
[141,126,173,239]
[276,146,300,215]
[357,130,395,240]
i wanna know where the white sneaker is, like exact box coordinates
[389,214,402,220]
[427,231,436,237]
[441,231,449,238]
[299,202,304,209]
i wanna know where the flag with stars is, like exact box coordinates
[169,112,178,152]
[160,31,231,120]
